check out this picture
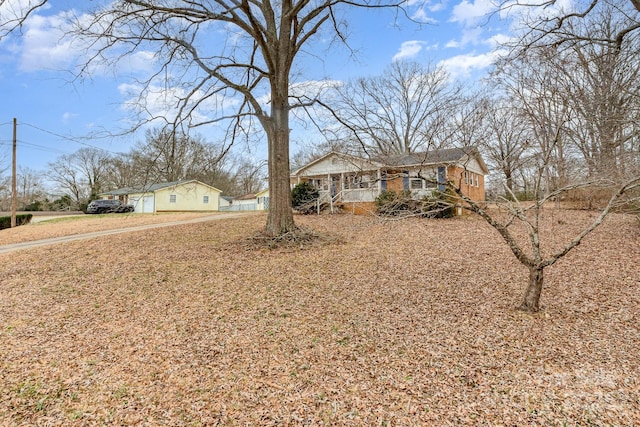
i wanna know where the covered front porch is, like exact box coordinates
[293,170,380,210]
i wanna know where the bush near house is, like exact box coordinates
[375,189,456,218]
[0,214,33,230]
[292,182,320,214]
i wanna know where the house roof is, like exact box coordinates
[101,187,137,196]
[291,147,489,176]
[235,193,257,201]
[101,179,222,196]
[373,147,489,174]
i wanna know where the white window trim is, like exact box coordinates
[410,178,424,190]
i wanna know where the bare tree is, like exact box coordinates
[232,159,268,196]
[555,12,640,180]
[478,97,534,196]
[325,61,462,156]
[0,174,10,211]
[127,128,248,194]
[104,153,140,190]
[495,3,640,193]
[73,0,410,237]
[452,173,640,312]
[16,166,46,209]
[48,147,111,207]
[0,0,47,40]
[503,0,640,51]
[131,128,214,184]
[451,0,640,311]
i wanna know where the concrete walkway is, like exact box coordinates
[0,212,255,255]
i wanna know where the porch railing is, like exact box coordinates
[315,187,378,213]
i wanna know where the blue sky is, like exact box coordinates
[0,0,554,178]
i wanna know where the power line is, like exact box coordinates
[20,121,123,156]
[17,139,68,154]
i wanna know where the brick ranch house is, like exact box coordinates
[290,147,488,214]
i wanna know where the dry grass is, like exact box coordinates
[0,211,639,426]
[0,212,218,246]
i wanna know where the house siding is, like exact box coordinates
[256,189,270,211]
[154,182,220,212]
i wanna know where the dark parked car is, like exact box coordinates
[86,199,135,214]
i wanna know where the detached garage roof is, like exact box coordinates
[101,180,222,196]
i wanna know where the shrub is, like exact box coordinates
[375,189,456,218]
[0,214,33,230]
[375,190,414,216]
[50,195,74,211]
[292,182,320,214]
[22,200,43,211]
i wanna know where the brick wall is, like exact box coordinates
[447,166,485,202]
[384,170,406,193]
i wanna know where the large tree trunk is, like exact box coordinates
[265,100,296,237]
[520,266,544,312]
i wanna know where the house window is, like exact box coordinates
[361,174,374,188]
[410,178,423,190]
[464,171,469,184]
[169,194,177,203]
[475,175,479,187]
[203,195,209,203]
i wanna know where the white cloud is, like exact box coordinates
[14,8,158,76]
[438,49,506,79]
[18,12,78,72]
[428,1,447,13]
[392,40,426,61]
[120,50,158,75]
[410,8,438,24]
[499,0,574,21]
[450,0,496,27]
[486,33,513,48]
[61,112,78,123]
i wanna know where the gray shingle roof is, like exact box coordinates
[101,180,219,196]
[372,147,476,167]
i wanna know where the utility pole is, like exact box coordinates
[11,118,17,228]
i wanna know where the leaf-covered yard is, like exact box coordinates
[0,212,638,425]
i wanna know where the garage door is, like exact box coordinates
[142,195,154,213]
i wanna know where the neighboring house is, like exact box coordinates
[256,189,270,211]
[290,147,488,214]
[221,189,269,211]
[231,193,259,211]
[226,190,266,211]
[99,180,222,213]
[219,196,233,209]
